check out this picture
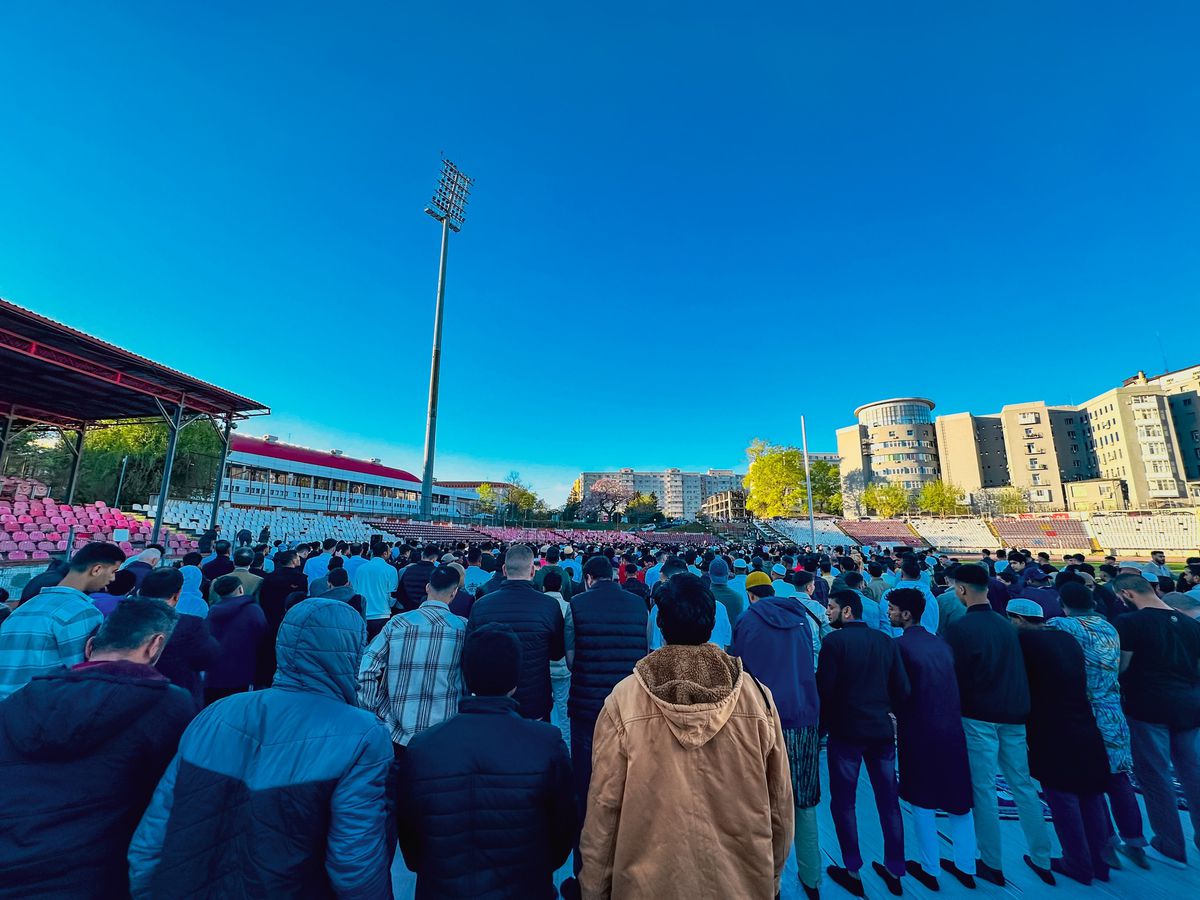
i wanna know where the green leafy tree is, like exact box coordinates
[476,483,499,515]
[862,481,912,518]
[917,480,967,516]
[501,471,540,518]
[33,421,222,506]
[743,439,842,518]
[625,491,663,525]
[996,486,1030,514]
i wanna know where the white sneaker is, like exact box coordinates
[1143,846,1187,869]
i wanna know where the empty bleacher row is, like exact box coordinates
[0,479,196,561]
[837,519,928,547]
[771,519,854,546]
[908,517,997,550]
[989,516,1093,551]
[145,500,391,546]
[1087,513,1200,553]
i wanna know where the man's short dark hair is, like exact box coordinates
[542,570,563,592]
[427,564,459,593]
[467,547,482,564]
[844,572,864,589]
[900,556,921,579]
[327,556,344,571]
[139,568,184,601]
[829,589,863,620]
[328,568,350,588]
[463,623,522,696]
[212,575,243,599]
[867,562,884,578]
[323,538,337,551]
[951,563,989,590]
[275,550,300,568]
[584,555,614,581]
[656,573,715,645]
[1059,582,1093,611]
[546,546,560,563]
[214,540,232,556]
[233,547,255,568]
[181,551,203,567]
[660,556,688,578]
[68,542,126,572]
[748,583,774,599]
[91,597,177,653]
[886,586,925,622]
[1111,573,1156,596]
[794,570,815,590]
[423,545,441,560]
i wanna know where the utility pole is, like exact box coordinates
[801,415,816,547]
[419,157,473,520]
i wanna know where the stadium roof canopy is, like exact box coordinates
[0,298,269,428]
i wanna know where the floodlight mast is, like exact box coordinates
[419,158,472,520]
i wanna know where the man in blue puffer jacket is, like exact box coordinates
[127,598,395,899]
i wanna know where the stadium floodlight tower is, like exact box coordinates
[419,157,473,520]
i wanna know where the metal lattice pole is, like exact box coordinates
[419,158,472,519]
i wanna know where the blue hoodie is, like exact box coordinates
[730,595,819,729]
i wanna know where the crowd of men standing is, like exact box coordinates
[0,533,1198,899]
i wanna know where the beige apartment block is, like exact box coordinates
[1064,478,1126,511]
[1079,385,1187,509]
[1130,365,1200,481]
[837,398,940,491]
[935,412,1008,494]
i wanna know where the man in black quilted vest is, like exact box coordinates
[565,553,649,885]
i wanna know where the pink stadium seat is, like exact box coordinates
[8,551,28,560]
[17,542,34,552]
[31,550,49,559]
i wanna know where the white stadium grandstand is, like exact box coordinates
[1086,512,1200,554]
[139,499,393,545]
[908,517,997,550]
[770,518,853,546]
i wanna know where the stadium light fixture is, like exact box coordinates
[420,158,473,520]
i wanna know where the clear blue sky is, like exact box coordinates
[2,3,1198,504]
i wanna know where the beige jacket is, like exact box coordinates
[579,644,794,899]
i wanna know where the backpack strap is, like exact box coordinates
[748,672,773,715]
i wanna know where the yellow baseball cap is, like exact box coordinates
[745,571,772,589]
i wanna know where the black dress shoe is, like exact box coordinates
[905,860,939,891]
[871,861,904,896]
[939,859,976,889]
[1049,858,1090,886]
[558,876,581,900]
[1024,855,1056,886]
[974,860,1005,887]
[826,865,865,898]
[802,883,820,900]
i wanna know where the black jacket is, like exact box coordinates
[20,561,66,601]
[256,567,308,685]
[400,560,437,612]
[155,613,221,709]
[397,695,575,899]
[816,622,910,743]
[467,581,565,720]
[944,604,1031,724]
[207,594,268,691]
[0,661,192,899]
[568,580,648,722]
[1019,628,1110,793]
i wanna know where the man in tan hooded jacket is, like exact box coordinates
[579,573,794,899]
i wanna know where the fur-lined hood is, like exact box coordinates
[633,643,745,748]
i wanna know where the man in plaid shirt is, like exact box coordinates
[358,564,467,754]
[0,541,126,700]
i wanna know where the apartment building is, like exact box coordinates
[577,468,742,521]
[840,373,1196,512]
[835,398,940,490]
[699,489,748,522]
[1129,365,1200,481]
